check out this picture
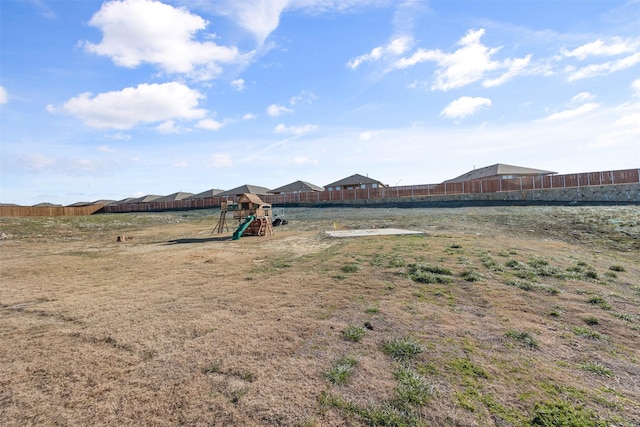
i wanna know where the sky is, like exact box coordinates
[1,0,639,205]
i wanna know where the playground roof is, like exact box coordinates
[217,184,271,197]
[444,164,557,183]
[269,180,324,194]
[238,193,266,205]
[325,174,385,188]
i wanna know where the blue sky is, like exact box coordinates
[1,0,639,205]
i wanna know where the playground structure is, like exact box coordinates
[213,194,274,240]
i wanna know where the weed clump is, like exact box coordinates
[530,400,607,426]
[587,295,612,310]
[572,326,605,340]
[580,361,613,377]
[461,269,483,282]
[609,265,625,272]
[394,367,432,406]
[407,263,453,284]
[383,337,424,362]
[343,324,366,342]
[505,329,538,349]
[341,263,360,273]
[583,316,599,326]
[325,356,358,385]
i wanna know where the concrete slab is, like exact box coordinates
[325,228,425,238]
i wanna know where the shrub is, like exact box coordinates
[609,265,625,272]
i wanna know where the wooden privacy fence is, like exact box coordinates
[0,204,104,217]
[99,168,639,214]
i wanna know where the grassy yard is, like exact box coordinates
[1,206,639,426]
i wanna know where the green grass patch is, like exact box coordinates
[394,367,432,407]
[572,326,605,340]
[461,269,483,282]
[580,361,613,377]
[505,329,538,349]
[343,324,366,342]
[341,263,360,273]
[583,316,600,326]
[407,263,453,284]
[587,295,612,310]
[448,358,489,380]
[382,337,424,362]
[530,400,607,426]
[325,356,358,385]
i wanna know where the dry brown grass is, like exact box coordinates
[1,206,639,426]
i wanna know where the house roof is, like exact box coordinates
[238,193,267,205]
[187,189,224,199]
[32,202,63,207]
[444,164,557,183]
[325,174,385,188]
[126,194,164,203]
[269,180,324,193]
[153,192,194,202]
[217,184,271,196]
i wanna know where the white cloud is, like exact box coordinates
[20,153,55,171]
[98,144,115,153]
[212,0,386,45]
[615,113,640,128]
[562,38,637,60]
[394,29,530,91]
[50,82,207,130]
[231,78,245,91]
[347,36,413,69]
[267,104,293,117]
[104,132,131,140]
[242,113,257,120]
[209,153,232,168]
[289,90,317,105]
[543,102,599,121]
[441,96,492,119]
[572,92,594,103]
[214,0,289,45]
[482,55,531,88]
[0,86,7,104]
[632,79,640,97]
[274,123,318,135]
[156,120,183,134]
[83,0,251,80]
[566,52,640,81]
[173,160,188,168]
[196,118,225,130]
[359,131,374,141]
